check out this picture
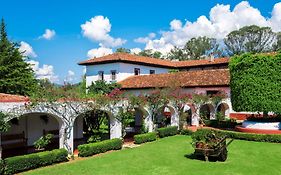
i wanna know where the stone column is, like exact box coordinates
[110,116,122,139]
[58,122,65,149]
[171,109,179,129]
[144,114,153,132]
[192,107,200,126]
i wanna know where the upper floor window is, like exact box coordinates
[111,70,116,81]
[98,71,104,81]
[134,68,140,75]
[150,70,155,74]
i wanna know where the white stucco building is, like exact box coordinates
[0,53,243,159]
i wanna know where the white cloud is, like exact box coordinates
[87,47,113,58]
[27,60,59,83]
[130,48,142,54]
[136,1,281,54]
[64,70,75,83]
[134,33,156,43]
[40,29,56,40]
[19,41,37,58]
[81,16,126,47]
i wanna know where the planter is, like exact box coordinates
[242,121,281,130]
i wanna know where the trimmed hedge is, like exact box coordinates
[134,132,157,144]
[3,148,68,175]
[197,128,281,143]
[78,138,122,157]
[0,159,4,175]
[204,120,237,129]
[180,129,193,135]
[157,126,178,138]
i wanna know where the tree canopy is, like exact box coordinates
[167,36,220,60]
[138,49,162,58]
[0,19,38,96]
[224,25,277,55]
[229,52,281,115]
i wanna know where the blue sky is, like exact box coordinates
[1,0,281,84]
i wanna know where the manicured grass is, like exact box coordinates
[24,135,281,175]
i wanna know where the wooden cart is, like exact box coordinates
[194,136,233,162]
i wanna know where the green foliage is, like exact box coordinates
[138,49,162,58]
[0,112,10,132]
[203,119,237,128]
[78,138,123,157]
[215,112,224,121]
[87,80,121,95]
[191,129,225,149]
[116,109,135,137]
[179,129,193,135]
[134,132,157,144]
[0,18,38,96]
[33,134,54,150]
[3,148,68,174]
[201,128,281,143]
[157,126,178,138]
[0,159,4,175]
[115,47,130,53]
[224,25,277,55]
[167,36,220,60]
[229,53,281,114]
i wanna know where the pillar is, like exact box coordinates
[171,110,179,129]
[110,116,122,139]
[0,133,2,159]
[144,114,153,132]
[192,107,200,126]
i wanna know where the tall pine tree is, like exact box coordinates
[0,18,38,96]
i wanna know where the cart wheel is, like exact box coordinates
[218,148,227,162]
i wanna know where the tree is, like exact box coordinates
[229,53,281,116]
[275,32,281,51]
[224,25,277,55]
[87,80,121,95]
[0,18,38,96]
[167,46,188,61]
[115,47,130,53]
[184,36,219,60]
[167,36,220,60]
[138,49,162,59]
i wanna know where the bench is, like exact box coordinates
[1,131,27,150]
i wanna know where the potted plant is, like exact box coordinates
[34,134,53,151]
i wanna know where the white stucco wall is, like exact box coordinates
[85,62,169,87]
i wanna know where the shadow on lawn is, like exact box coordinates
[184,153,217,162]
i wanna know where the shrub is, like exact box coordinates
[204,119,237,128]
[134,132,157,144]
[0,159,4,175]
[196,128,281,143]
[157,126,178,138]
[78,138,122,157]
[34,134,54,150]
[3,148,68,174]
[180,129,193,135]
[191,129,225,149]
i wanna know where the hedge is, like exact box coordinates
[78,138,122,157]
[3,148,68,175]
[0,159,4,175]
[197,128,281,143]
[157,126,178,138]
[180,129,193,135]
[134,132,157,144]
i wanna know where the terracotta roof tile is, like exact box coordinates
[0,93,29,102]
[119,69,230,89]
[78,53,229,68]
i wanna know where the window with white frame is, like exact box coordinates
[111,70,116,81]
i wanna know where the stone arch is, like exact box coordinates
[2,111,64,158]
[156,105,178,128]
[216,102,230,119]
[183,103,195,126]
[199,103,215,120]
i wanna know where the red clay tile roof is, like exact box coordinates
[119,69,230,89]
[78,53,229,68]
[0,93,29,102]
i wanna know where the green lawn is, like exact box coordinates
[24,135,281,175]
